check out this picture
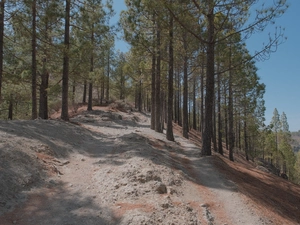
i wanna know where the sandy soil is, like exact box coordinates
[0,106,299,225]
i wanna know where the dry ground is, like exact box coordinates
[0,105,299,225]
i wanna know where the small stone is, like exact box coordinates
[155,183,167,194]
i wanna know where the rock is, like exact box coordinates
[167,187,176,195]
[155,182,167,194]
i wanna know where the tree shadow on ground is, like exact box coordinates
[213,156,300,224]
[0,180,120,225]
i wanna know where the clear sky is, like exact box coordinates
[112,0,300,131]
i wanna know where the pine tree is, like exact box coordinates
[270,108,281,151]
[281,112,289,133]
[61,0,70,121]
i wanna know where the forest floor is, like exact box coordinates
[0,104,299,225]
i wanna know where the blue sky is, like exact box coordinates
[112,0,300,131]
[246,0,300,131]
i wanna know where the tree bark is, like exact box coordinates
[182,33,189,139]
[0,0,4,100]
[166,13,174,141]
[83,80,87,103]
[155,21,162,133]
[61,0,70,121]
[213,96,217,152]
[217,70,223,155]
[151,47,156,130]
[138,80,142,112]
[87,82,93,110]
[106,51,110,101]
[244,119,249,161]
[228,46,234,161]
[200,57,204,133]
[202,4,215,156]
[192,74,197,130]
[39,63,49,119]
[87,26,94,111]
[39,17,50,119]
[8,94,12,120]
[31,0,37,119]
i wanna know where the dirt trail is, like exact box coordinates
[0,108,298,224]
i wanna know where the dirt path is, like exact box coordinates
[0,108,294,224]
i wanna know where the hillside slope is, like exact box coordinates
[0,107,299,225]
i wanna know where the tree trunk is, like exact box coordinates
[178,71,182,126]
[138,80,142,112]
[166,13,174,141]
[0,0,4,100]
[106,52,110,101]
[217,70,223,155]
[200,57,204,133]
[61,0,70,121]
[213,95,217,152]
[192,75,197,130]
[101,66,105,103]
[151,47,156,130]
[8,94,12,120]
[224,81,228,150]
[83,80,87,103]
[174,70,178,124]
[155,21,162,133]
[72,80,75,105]
[39,17,50,119]
[182,33,189,139]
[31,0,37,119]
[244,119,249,161]
[202,5,214,156]
[87,26,94,111]
[39,62,49,119]
[228,46,234,161]
[87,82,93,111]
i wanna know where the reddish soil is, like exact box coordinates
[173,122,300,225]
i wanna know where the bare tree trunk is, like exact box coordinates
[224,81,228,150]
[83,80,87,103]
[8,94,12,120]
[31,0,37,119]
[72,80,75,105]
[182,33,189,139]
[88,26,94,111]
[192,74,197,130]
[151,48,156,130]
[61,0,70,121]
[202,4,215,156]
[166,13,174,141]
[244,119,249,161]
[174,70,178,124]
[87,82,93,111]
[138,80,142,112]
[0,0,4,100]
[39,65,49,119]
[213,96,217,152]
[217,70,223,155]
[106,52,110,101]
[178,71,182,126]
[200,53,204,133]
[39,17,50,119]
[228,46,234,161]
[155,21,162,133]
